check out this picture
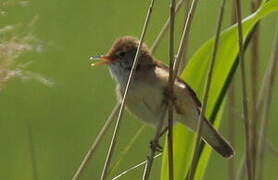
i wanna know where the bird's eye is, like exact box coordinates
[118,51,126,57]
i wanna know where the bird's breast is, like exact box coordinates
[117,78,165,127]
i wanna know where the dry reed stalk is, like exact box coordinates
[167,0,176,179]
[255,24,278,180]
[177,0,192,75]
[173,0,199,77]
[142,104,168,180]
[249,0,262,174]
[150,0,185,54]
[73,0,188,178]
[109,125,145,175]
[100,0,156,179]
[235,0,253,179]
[228,1,237,179]
[26,123,39,180]
[112,153,162,180]
[228,83,236,180]
[187,0,227,179]
[72,103,120,180]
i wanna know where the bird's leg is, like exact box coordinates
[159,126,169,138]
[149,127,168,153]
[150,139,163,153]
[148,102,169,153]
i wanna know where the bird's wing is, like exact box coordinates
[153,61,201,115]
[153,61,234,158]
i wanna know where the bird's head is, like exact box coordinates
[91,36,154,85]
[91,36,153,68]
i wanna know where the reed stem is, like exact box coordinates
[188,0,226,178]
[235,0,253,179]
[100,0,156,178]
[167,0,176,179]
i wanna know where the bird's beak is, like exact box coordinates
[90,55,115,66]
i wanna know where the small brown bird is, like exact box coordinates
[91,36,234,158]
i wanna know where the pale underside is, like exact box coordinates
[116,66,200,131]
[106,36,234,158]
[109,61,234,158]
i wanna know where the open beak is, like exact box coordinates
[90,55,114,66]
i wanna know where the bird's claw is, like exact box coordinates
[150,140,163,152]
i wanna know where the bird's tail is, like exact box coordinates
[180,114,234,158]
[198,118,234,158]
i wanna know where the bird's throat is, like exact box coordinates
[108,63,132,87]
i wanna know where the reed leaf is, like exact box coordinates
[161,1,278,179]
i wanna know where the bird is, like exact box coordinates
[91,36,234,158]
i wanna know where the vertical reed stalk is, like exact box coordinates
[249,0,262,174]
[27,123,39,180]
[256,25,278,180]
[100,0,156,179]
[228,82,236,180]
[173,0,199,77]
[187,0,226,179]
[142,104,168,180]
[167,0,176,179]
[150,0,185,54]
[73,0,186,178]
[228,1,237,179]
[72,103,120,180]
[177,0,192,75]
[235,0,253,179]
[235,25,277,179]
[236,155,246,180]
[109,125,145,175]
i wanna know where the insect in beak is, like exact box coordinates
[90,55,115,66]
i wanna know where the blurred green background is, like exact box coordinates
[0,0,277,179]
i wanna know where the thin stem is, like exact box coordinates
[27,122,39,180]
[250,27,259,172]
[226,107,278,158]
[142,104,168,180]
[112,153,162,180]
[109,125,146,175]
[266,138,278,157]
[109,0,189,176]
[249,0,261,174]
[228,83,236,180]
[186,18,257,179]
[167,0,176,179]
[234,134,278,180]
[236,140,278,180]
[72,103,120,180]
[188,0,226,179]
[73,0,184,179]
[256,24,278,180]
[235,24,277,179]
[100,0,156,179]
[224,102,278,159]
[236,155,246,180]
[173,0,199,78]
[150,0,185,54]
[235,0,253,179]
[228,1,237,179]
[177,0,192,75]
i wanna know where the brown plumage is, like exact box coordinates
[96,36,234,158]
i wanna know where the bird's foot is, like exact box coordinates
[150,140,163,153]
